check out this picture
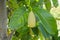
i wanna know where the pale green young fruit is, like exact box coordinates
[28,11,36,28]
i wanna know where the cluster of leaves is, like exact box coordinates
[7,0,59,40]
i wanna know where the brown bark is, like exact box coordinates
[0,0,7,40]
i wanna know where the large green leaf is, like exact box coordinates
[33,7,57,35]
[35,12,50,38]
[9,6,28,30]
[44,0,51,11]
[52,0,58,7]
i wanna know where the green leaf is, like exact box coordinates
[8,0,19,10]
[30,0,43,8]
[12,36,19,40]
[17,26,29,36]
[52,0,58,7]
[35,13,51,38]
[13,26,31,40]
[38,23,50,38]
[44,0,51,11]
[17,26,32,40]
[21,34,32,40]
[9,6,28,30]
[33,7,57,35]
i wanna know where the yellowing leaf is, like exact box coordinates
[28,11,36,28]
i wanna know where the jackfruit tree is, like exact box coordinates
[0,0,60,40]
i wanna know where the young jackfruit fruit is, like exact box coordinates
[28,11,36,28]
